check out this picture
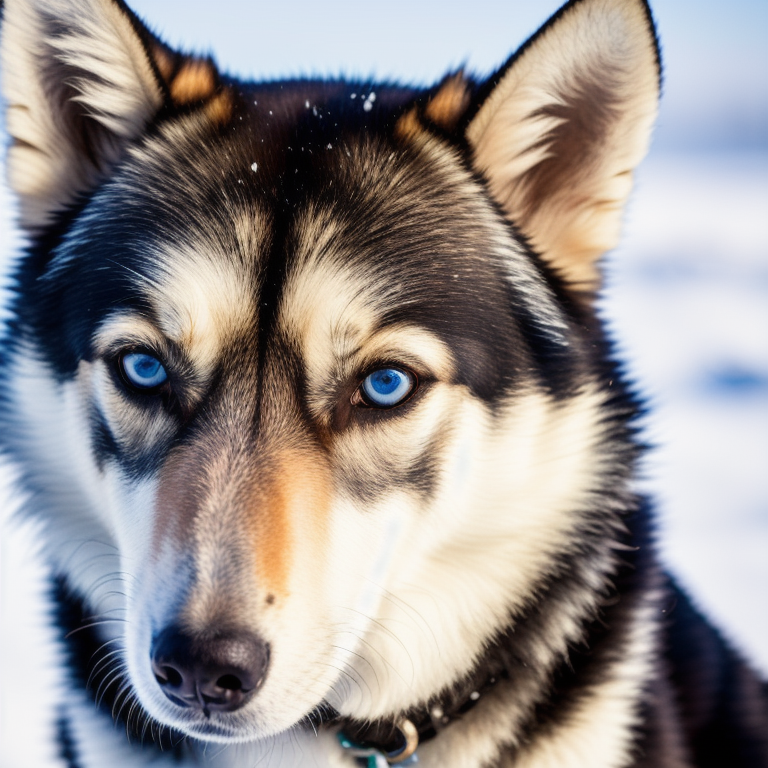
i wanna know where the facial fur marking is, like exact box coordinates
[243,459,296,601]
[424,73,472,131]
[169,58,218,105]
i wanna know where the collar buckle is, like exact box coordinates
[339,717,419,766]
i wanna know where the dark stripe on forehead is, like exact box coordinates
[253,205,294,435]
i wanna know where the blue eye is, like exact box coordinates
[121,352,168,391]
[361,367,415,408]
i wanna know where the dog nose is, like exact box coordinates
[151,625,270,714]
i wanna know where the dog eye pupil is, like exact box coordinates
[361,368,414,407]
[121,352,168,390]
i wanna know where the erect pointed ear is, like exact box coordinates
[1,0,229,232]
[466,0,660,295]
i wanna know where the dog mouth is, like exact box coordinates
[144,692,335,744]
[152,674,257,719]
[171,714,249,741]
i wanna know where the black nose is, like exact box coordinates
[151,625,270,715]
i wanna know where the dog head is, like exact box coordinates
[0,0,659,743]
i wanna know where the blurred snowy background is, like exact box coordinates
[1,0,766,765]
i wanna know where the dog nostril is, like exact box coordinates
[216,674,244,691]
[155,664,183,687]
[151,624,269,713]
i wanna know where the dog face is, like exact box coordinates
[0,0,659,744]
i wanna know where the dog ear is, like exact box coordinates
[1,0,226,232]
[466,0,660,295]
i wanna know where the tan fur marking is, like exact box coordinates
[394,107,425,141]
[247,451,331,599]
[205,89,234,125]
[425,73,471,131]
[248,475,291,599]
[170,59,217,105]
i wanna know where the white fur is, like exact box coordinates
[144,240,259,379]
[3,350,125,633]
[278,231,620,721]
[328,387,620,720]
[412,591,661,768]
[61,688,350,768]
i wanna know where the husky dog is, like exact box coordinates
[1,0,766,765]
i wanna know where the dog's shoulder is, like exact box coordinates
[639,579,768,767]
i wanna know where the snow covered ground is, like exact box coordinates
[0,0,766,766]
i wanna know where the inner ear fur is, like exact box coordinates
[466,0,660,294]
[1,0,225,232]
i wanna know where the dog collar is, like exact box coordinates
[336,670,505,765]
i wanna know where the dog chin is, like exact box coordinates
[172,718,249,744]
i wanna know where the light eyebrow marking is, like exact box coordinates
[93,312,166,357]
